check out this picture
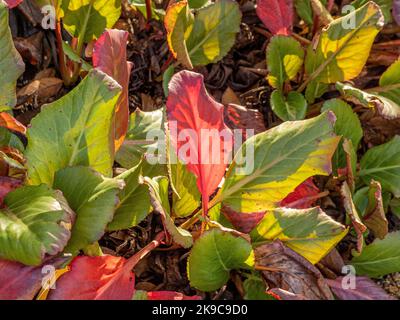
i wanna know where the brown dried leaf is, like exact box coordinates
[255,240,334,300]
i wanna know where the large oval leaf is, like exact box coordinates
[53,166,124,255]
[187,229,254,291]
[256,0,293,35]
[218,112,339,213]
[0,185,74,266]
[251,207,348,264]
[26,69,121,186]
[0,2,25,107]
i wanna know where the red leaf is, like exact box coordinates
[222,205,265,233]
[48,233,164,300]
[167,71,233,216]
[0,259,43,300]
[47,255,136,300]
[326,277,397,300]
[4,0,23,8]
[280,178,320,209]
[147,291,202,300]
[0,176,22,206]
[256,0,293,35]
[0,112,26,135]
[93,29,133,151]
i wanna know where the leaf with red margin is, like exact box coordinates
[280,178,320,209]
[93,29,133,151]
[167,70,233,216]
[47,255,135,300]
[0,176,22,206]
[326,276,396,300]
[256,0,293,35]
[0,112,26,135]
[4,0,22,8]
[147,291,202,300]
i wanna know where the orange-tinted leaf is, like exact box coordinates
[147,291,202,300]
[256,0,293,35]
[0,112,26,135]
[0,176,22,206]
[167,70,233,216]
[280,178,320,209]
[93,29,133,151]
[48,255,136,300]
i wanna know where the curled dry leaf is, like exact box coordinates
[326,276,397,300]
[255,240,334,300]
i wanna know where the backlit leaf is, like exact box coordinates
[93,29,133,151]
[251,207,348,264]
[304,2,383,91]
[26,69,121,185]
[0,112,26,135]
[267,35,304,90]
[63,0,122,43]
[167,70,233,216]
[218,112,339,213]
[256,0,293,35]
[352,0,393,24]
[165,0,241,67]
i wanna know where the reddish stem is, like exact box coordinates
[145,0,152,24]
[55,21,70,85]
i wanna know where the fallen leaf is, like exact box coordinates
[255,240,334,300]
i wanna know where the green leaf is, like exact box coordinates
[351,231,400,277]
[359,136,400,197]
[376,59,400,110]
[129,0,165,20]
[390,197,400,218]
[116,108,164,169]
[165,0,241,67]
[251,207,347,264]
[187,229,254,291]
[171,160,201,218]
[351,0,393,24]
[270,90,307,121]
[0,2,25,107]
[62,41,93,71]
[243,273,275,300]
[188,0,209,9]
[0,127,24,152]
[321,98,363,169]
[107,160,159,231]
[294,0,327,25]
[63,0,122,43]
[142,176,193,248]
[218,112,339,213]
[337,82,400,120]
[53,166,124,254]
[162,65,175,96]
[0,184,74,266]
[26,69,121,186]
[304,2,383,91]
[267,35,304,90]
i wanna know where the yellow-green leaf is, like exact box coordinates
[217,112,340,213]
[0,2,25,107]
[250,207,348,264]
